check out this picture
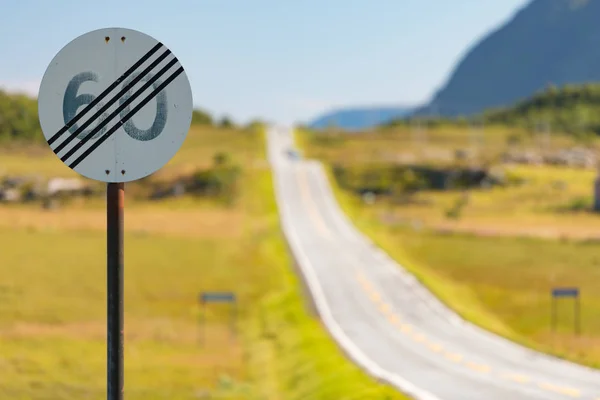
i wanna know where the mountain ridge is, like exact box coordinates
[417,0,600,117]
[307,106,413,130]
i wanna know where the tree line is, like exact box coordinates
[481,83,600,136]
[377,83,600,137]
[0,89,253,143]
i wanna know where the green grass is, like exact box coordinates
[298,123,599,168]
[344,219,600,367]
[298,125,600,238]
[245,171,408,400]
[299,126,600,369]
[0,126,408,399]
[0,217,255,399]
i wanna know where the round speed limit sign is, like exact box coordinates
[38,27,193,183]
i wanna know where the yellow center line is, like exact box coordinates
[412,332,426,343]
[369,291,381,303]
[355,272,367,283]
[465,361,491,373]
[388,314,401,325]
[427,342,443,352]
[443,351,463,362]
[297,168,331,239]
[502,373,530,384]
[538,382,580,398]
[399,324,413,334]
[379,302,391,314]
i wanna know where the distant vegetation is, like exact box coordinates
[332,163,507,199]
[382,83,600,140]
[191,108,213,125]
[482,84,600,137]
[0,90,42,142]
[0,90,239,143]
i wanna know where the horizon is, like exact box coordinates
[0,0,531,125]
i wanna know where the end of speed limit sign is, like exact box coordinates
[38,27,193,183]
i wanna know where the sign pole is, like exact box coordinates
[201,300,206,346]
[550,287,581,337]
[107,182,124,400]
[575,294,580,336]
[231,301,237,342]
[38,28,193,399]
[551,295,556,334]
[198,292,237,346]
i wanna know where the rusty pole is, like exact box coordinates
[107,182,124,400]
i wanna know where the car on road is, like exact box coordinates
[285,148,302,160]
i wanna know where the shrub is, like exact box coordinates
[190,156,242,206]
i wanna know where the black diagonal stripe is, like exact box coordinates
[68,66,184,170]
[52,48,173,155]
[60,58,180,164]
[47,42,164,146]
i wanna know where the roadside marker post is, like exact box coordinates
[551,287,580,336]
[198,291,238,345]
[37,28,193,400]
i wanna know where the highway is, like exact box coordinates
[267,126,600,400]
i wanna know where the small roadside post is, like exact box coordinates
[551,287,580,336]
[37,27,193,400]
[198,291,238,345]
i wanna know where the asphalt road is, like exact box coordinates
[267,126,600,400]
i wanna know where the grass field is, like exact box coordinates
[297,125,600,368]
[300,123,599,166]
[0,126,407,399]
[370,164,600,240]
[298,125,600,239]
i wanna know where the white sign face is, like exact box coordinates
[38,27,193,183]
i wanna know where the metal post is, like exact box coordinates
[107,182,124,400]
[575,295,580,336]
[551,296,556,334]
[199,300,205,346]
[203,302,207,345]
[231,302,237,341]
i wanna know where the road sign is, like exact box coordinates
[200,291,237,303]
[38,27,193,183]
[37,27,193,400]
[198,292,238,345]
[552,287,579,298]
[550,287,580,336]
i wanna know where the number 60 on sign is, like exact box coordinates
[38,27,193,183]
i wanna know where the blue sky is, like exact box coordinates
[0,0,530,125]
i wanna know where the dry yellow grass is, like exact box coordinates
[299,126,600,239]
[0,201,244,239]
[301,124,599,166]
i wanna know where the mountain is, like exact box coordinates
[418,0,600,117]
[307,106,413,131]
